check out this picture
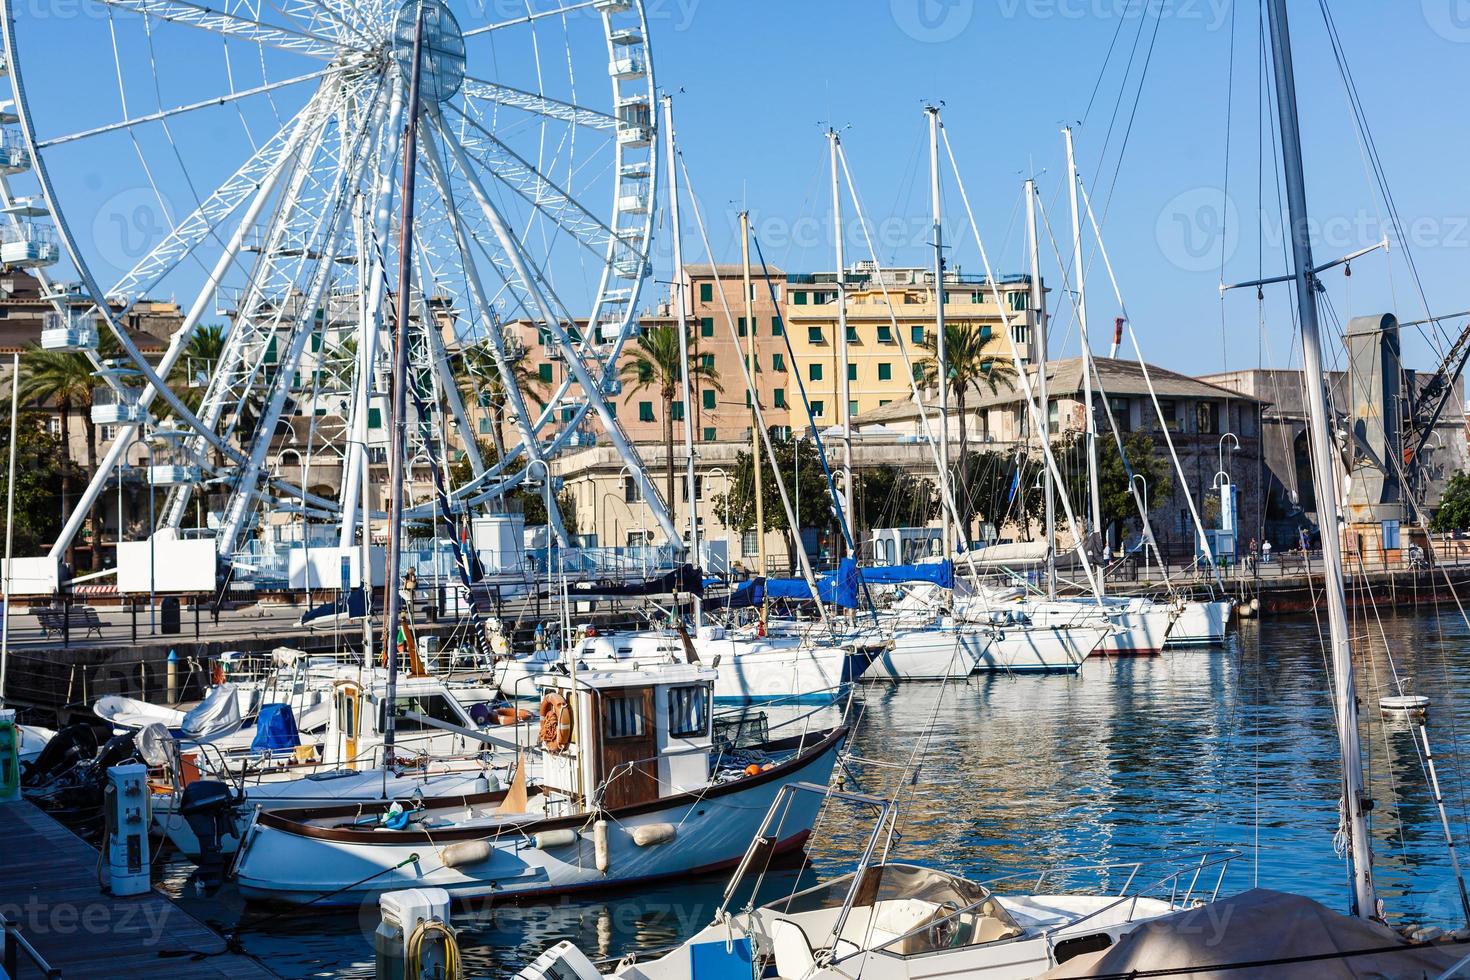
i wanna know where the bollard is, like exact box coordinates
[167,649,179,705]
[0,709,19,802]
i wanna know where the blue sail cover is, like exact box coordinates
[862,560,954,590]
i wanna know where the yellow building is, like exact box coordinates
[782,263,1039,434]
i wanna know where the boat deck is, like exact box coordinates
[0,798,279,979]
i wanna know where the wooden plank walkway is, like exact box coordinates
[0,799,279,979]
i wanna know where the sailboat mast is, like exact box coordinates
[739,212,767,627]
[926,106,951,556]
[380,3,425,756]
[1064,127,1104,568]
[1026,180,1055,599]
[830,129,855,552]
[1265,0,1378,919]
[662,95,701,625]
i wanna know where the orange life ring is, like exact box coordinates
[539,692,572,750]
[211,662,226,686]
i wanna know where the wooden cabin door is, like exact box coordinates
[598,686,659,810]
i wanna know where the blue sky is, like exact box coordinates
[16,0,1470,380]
[648,0,1470,378]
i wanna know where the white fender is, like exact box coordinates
[533,828,579,850]
[593,819,609,873]
[630,823,676,847]
[440,839,493,869]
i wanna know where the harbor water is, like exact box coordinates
[163,608,1470,977]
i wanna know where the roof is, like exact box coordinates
[683,263,784,278]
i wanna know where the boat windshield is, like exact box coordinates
[768,863,992,916]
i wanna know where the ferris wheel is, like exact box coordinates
[0,0,679,571]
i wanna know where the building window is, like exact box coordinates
[745,391,752,408]
[680,476,705,502]
[638,401,655,422]
[979,324,992,340]
[811,400,825,418]
[699,282,713,303]
[772,353,785,371]
[703,427,716,441]
[912,363,924,382]
[1157,399,1180,431]
[911,325,925,345]
[737,317,747,337]
[561,406,575,423]
[878,362,892,381]
[1048,400,1059,435]
[667,685,710,738]
[368,407,383,429]
[1108,396,1131,433]
[700,317,714,338]
[807,326,824,344]
[772,317,783,336]
[849,400,859,416]
[773,388,786,408]
[672,401,685,421]
[1196,401,1219,435]
[538,363,553,383]
[809,363,823,381]
[702,389,717,410]
[878,399,892,407]
[793,291,807,306]
[624,476,642,502]
[701,353,715,370]
[742,529,758,556]
[845,326,857,344]
[877,325,893,344]
[847,364,857,382]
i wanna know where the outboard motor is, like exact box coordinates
[178,780,240,892]
[21,722,98,787]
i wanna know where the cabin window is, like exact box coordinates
[381,693,463,732]
[602,695,648,740]
[668,685,710,738]
[336,691,357,738]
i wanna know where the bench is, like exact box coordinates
[31,606,105,639]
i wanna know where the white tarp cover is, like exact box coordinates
[180,683,244,738]
[1043,888,1470,979]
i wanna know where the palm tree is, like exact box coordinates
[621,325,722,518]
[166,323,228,414]
[20,347,101,569]
[450,338,545,461]
[918,322,1018,538]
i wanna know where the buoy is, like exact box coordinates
[593,819,610,873]
[533,828,579,850]
[630,823,676,847]
[440,840,493,869]
[744,764,761,777]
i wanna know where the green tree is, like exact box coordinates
[0,410,64,556]
[19,347,103,569]
[166,323,228,415]
[709,436,833,573]
[620,325,721,515]
[1432,472,1470,531]
[917,322,1017,537]
[1054,431,1173,543]
[447,437,579,538]
[856,463,939,538]
[450,338,545,461]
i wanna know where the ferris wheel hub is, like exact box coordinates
[394,0,465,105]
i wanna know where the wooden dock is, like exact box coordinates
[0,799,278,979]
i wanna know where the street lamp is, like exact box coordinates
[1131,473,1150,581]
[1218,432,1239,485]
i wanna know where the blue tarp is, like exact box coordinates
[712,558,948,611]
[860,560,954,590]
[251,702,301,754]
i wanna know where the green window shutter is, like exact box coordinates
[310,333,322,353]
[638,401,655,422]
[538,363,553,383]
[745,391,751,408]
[807,326,823,344]
[773,353,785,371]
[912,363,924,382]
[703,427,716,441]
[811,400,824,417]
[911,325,924,345]
[608,403,616,418]
[980,325,993,340]
[878,362,892,381]
[561,407,574,422]
[699,283,713,302]
[877,325,892,343]
[772,317,783,336]
[737,317,747,337]
[478,417,491,433]
[672,401,685,421]
[368,407,383,429]
[809,363,823,381]
[700,317,714,338]
[264,336,278,364]
[773,388,785,408]
[849,400,858,416]
[702,389,716,410]
[846,326,857,343]
[847,364,857,382]
[701,353,715,370]
[793,291,807,305]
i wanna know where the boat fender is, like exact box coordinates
[440,839,493,869]
[533,828,580,850]
[630,823,676,847]
[593,818,610,873]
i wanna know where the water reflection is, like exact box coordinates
[162,609,1470,976]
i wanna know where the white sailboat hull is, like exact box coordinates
[871,628,986,680]
[1166,600,1233,646]
[984,624,1108,672]
[233,730,846,905]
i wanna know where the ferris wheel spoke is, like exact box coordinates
[460,77,616,131]
[460,1,600,39]
[36,67,336,150]
[93,0,351,58]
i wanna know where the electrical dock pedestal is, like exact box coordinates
[0,797,279,978]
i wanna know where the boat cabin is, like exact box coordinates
[537,665,715,809]
[324,674,491,770]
